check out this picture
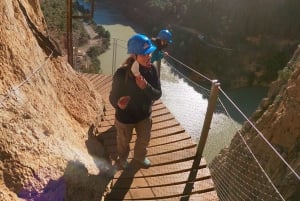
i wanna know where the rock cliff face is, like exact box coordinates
[0,1,107,200]
[1,1,299,201]
[210,46,300,200]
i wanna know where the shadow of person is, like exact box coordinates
[17,125,118,201]
[17,160,111,201]
[18,176,66,201]
[104,160,141,201]
[85,124,105,159]
[87,125,148,200]
[63,160,112,201]
[91,124,118,164]
[85,124,118,180]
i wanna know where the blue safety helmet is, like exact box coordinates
[157,29,173,44]
[127,34,156,55]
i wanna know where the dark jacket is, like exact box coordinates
[109,63,162,124]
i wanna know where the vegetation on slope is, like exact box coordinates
[41,0,110,74]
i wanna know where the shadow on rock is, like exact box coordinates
[93,124,118,164]
[18,125,118,201]
[18,160,110,201]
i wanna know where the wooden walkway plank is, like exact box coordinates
[100,108,175,125]
[113,159,207,178]
[152,112,175,124]
[107,178,215,200]
[96,117,184,139]
[92,75,112,89]
[104,136,196,158]
[96,123,186,143]
[82,73,219,201]
[100,129,191,150]
[111,167,211,188]
[151,118,180,131]
[159,191,220,201]
[152,107,172,118]
[102,100,168,118]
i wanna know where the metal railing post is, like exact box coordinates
[66,0,95,68]
[91,0,95,18]
[112,38,116,74]
[66,0,73,66]
[157,60,161,78]
[194,79,220,166]
[181,80,220,200]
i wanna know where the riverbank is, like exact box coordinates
[75,22,101,57]
[40,0,104,72]
[92,0,144,74]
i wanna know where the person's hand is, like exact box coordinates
[163,51,169,56]
[131,60,140,77]
[135,75,147,89]
[118,96,130,109]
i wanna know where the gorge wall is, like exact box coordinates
[0,1,108,200]
[210,46,300,200]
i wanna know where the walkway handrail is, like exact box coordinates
[111,38,127,74]
[162,53,299,200]
[181,80,220,200]
[166,54,213,83]
[219,87,300,180]
[217,96,286,200]
[165,53,299,181]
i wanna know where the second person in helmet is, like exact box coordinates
[109,33,162,169]
[151,29,173,77]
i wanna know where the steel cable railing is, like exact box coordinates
[163,53,299,200]
[219,87,300,180]
[0,51,54,108]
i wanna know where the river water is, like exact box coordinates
[89,0,268,163]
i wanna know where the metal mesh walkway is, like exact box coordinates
[83,73,219,200]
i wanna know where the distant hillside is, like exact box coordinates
[111,0,300,88]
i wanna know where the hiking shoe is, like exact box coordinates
[134,157,151,168]
[118,159,129,170]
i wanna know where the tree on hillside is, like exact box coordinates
[41,0,111,74]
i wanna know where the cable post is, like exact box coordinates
[181,79,220,200]
[195,79,220,167]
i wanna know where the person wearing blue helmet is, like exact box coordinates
[109,33,162,169]
[151,29,173,77]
